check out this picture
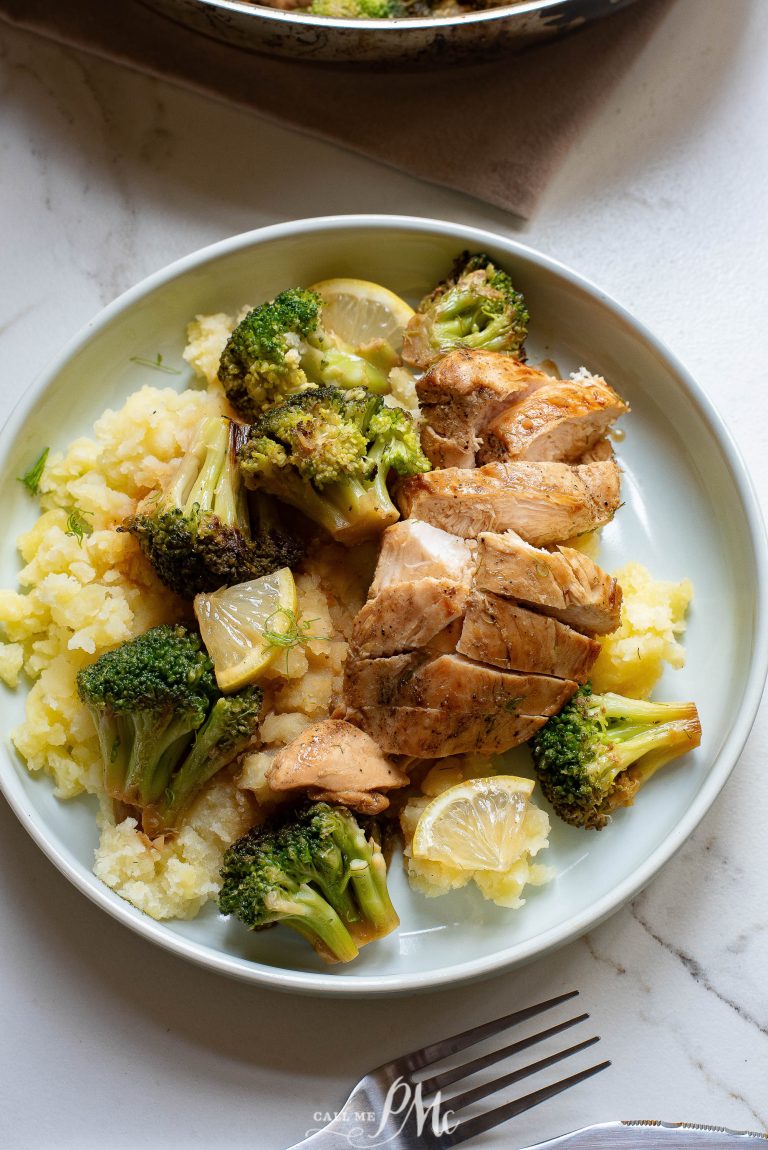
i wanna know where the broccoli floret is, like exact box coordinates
[121,415,303,597]
[219,802,399,964]
[402,251,529,370]
[309,0,399,16]
[77,624,262,837]
[530,685,701,830]
[218,288,391,420]
[238,385,430,544]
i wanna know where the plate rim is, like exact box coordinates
[1,213,766,997]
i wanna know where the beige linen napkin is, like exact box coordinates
[0,0,671,216]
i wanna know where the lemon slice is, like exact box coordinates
[194,568,297,692]
[412,776,536,872]
[311,277,414,353]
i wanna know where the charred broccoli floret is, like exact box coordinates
[402,251,529,370]
[530,685,701,830]
[219,802,399,964]
[218,287,391,420]
[77,624,262,837]
[238,385,430,544]
[121,415,303,598]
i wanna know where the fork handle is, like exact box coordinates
[284,1112,361,1149]
[285,1135,335,1149]
[531,1121,768,1149]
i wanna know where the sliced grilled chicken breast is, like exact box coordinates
[456,590,601,681]
[343,705,548,759]
[266,719,409,814]
[578,436,614,463]
[419,425,477,470]
[351,578,467,658]
[343,651,575,716]
[416,349,551,468]
[369,518,475,598]
[475,531,621,635]
[397,460,621,546]
[477,374,629,464]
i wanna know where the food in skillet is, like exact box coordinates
[0,258,700,964]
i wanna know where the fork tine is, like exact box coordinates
[381,990,579,1075]
[420,1013,589,1097]
[439,1059,612,1148]
[445,1034,601,1114]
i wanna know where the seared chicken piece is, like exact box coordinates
[265,719,409,815]
[369,518,474,598]
[578,437,614,463]
[420,425,477,470]
[478,374,629,465]
[475,531,621,635]
[344,705,548,759]
[397,460,621,546]
[457,590,600,681]
[344,651,575,717]
[417,350,551,469]
[351,578,467,658]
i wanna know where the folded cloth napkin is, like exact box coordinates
[0,0,671,217]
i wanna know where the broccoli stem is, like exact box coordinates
[434,287,483,334]
[123,711,201,808]
[300,344,390,395]
[140,703,231,835]
[597,694,698,725]
[347,853,400,942]
[601,719,700,784]
[96,712,133,801]
[279,472,359,538]
[323,441,399,543]
[270,886,360,963]
[185,418,229,515]
[304,842,362,927]
[336,822,400,940]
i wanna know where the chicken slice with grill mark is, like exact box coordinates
[416,349,552,469]
[343,705,548,759]
[343,651,576,717]
[265,719,409,815]
[396,460,621,546]
[351,578,466,658]
[475,531,621,635]
[477,374,629,465]
[457,590,601,681]
[369,518,474,598]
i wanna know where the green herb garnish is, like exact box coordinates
[129,353,181,375]
[262,608,330,673]
[18,447,50,495]
[65,508,94,546]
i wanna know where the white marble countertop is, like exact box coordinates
[1,1,767,1147]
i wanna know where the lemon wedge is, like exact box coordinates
[310,277,414,354]
[194,568,297,692]
[412,776,537,872]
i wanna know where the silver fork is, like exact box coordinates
[286,989,609,1149]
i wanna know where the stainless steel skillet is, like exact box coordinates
[139,0,642,65]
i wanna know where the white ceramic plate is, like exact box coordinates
[1,216,766,997]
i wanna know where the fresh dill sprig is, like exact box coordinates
[262,608,330,674]
[65,508,94,546]
[17,447,50,495]
[129,352,182,376]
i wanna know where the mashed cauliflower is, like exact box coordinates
[0,386,222,799]
[592,561,693,698]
